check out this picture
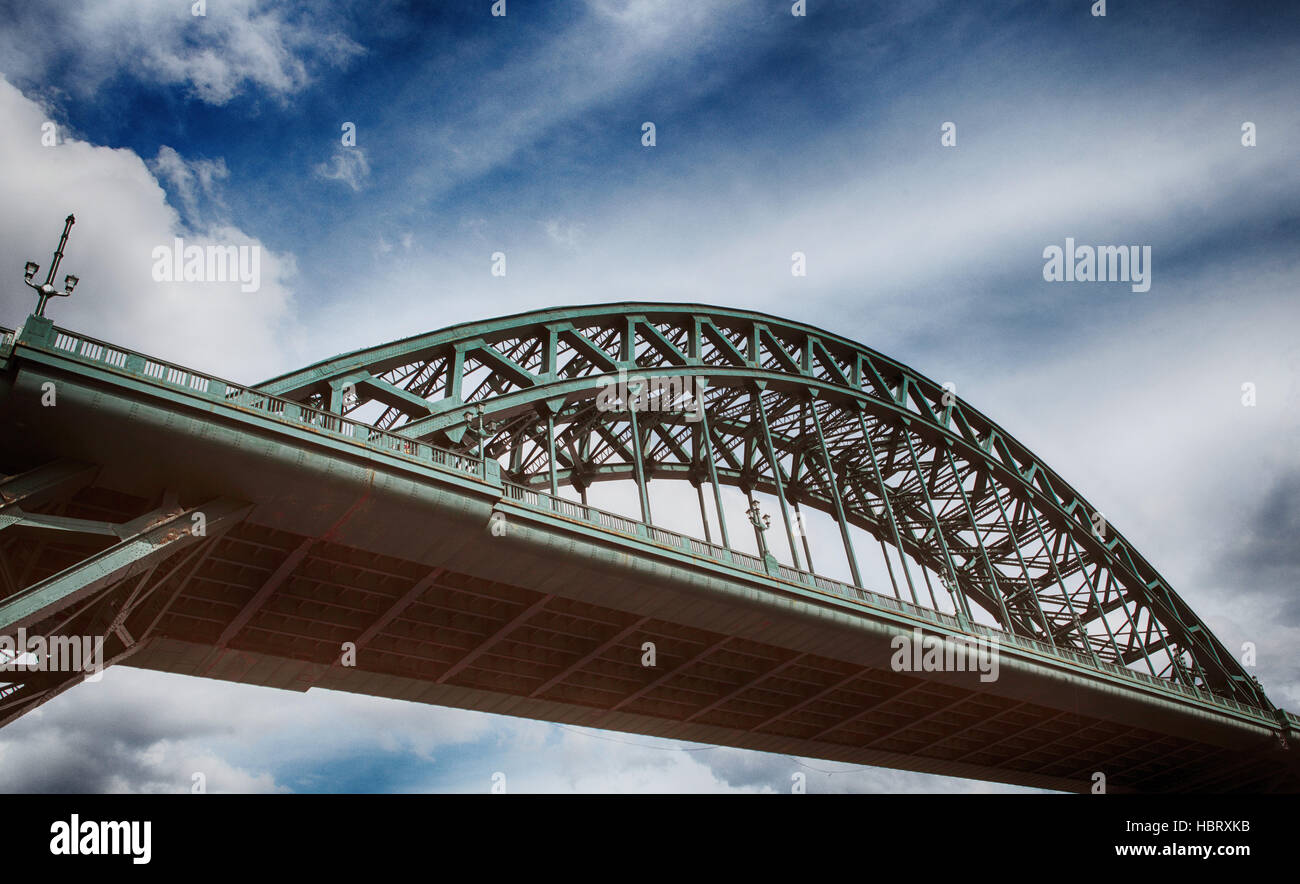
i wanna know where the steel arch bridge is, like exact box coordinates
[260,303,1262,707]
[0,302,1295,792]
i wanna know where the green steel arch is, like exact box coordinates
[258,303,1271,710]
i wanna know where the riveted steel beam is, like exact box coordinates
[0,498,251,632]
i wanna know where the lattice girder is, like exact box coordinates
[257,304,1266,708]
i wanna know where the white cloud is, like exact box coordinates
[392,0,757,199]
[296,52,1299,365]
[0,0,363,106]
[0,76,302,380]
[544,218,584,250]
[0,667,497,793]
[149,145,229,224]
[314,146,371,191]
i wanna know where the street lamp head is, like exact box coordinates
[463,410,476,424]
[24,214,80,318]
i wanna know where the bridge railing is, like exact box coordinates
[501,481,1273,722]
[42,326,484,480]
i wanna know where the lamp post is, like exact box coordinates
[23,214,80,318]
[463,402,502,480]
[746,498,777,572]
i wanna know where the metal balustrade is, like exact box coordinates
[729,550,766,573]
[500,480,1274,723]
[41,325,481,479]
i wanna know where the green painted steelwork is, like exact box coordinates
[495,483,1279,729]
[809,394,862,589]
[251,303,1272,710]
[0,306,1278,718]
[0,497,251,631]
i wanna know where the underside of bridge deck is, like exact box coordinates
[1,478,1295,793]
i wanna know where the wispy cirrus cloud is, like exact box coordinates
[314,145,371,191]
[0,0,363,105]
[148,145,229,226]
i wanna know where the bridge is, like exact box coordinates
[0,303,1295,793]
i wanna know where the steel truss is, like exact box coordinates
[256,304,1270,710]
[0,461,249,725]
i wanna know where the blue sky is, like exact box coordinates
[0,0,1297,793]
